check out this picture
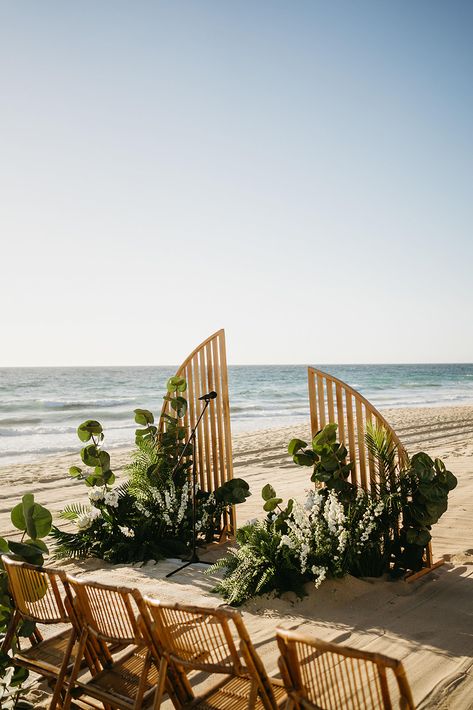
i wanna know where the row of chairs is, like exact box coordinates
[0,555,415,709]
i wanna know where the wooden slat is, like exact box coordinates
[355,399,367,489]
[345,391,357,485]
[327,380,335,424]
[199,347,212,492]
[212,336,226,490]
[317,374,326,428]
[308,368,318,435]
[335,383,345,445]
[206,342,220,491]
[365,410,377,488]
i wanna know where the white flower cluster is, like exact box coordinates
[355,497,384,549]
[278,487,382,586]
[147,480,190,531]
[76,506,101,531]
[88,486,119,508]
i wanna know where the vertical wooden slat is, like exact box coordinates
[326,379,335,424]
[219,332,233,486]
[199,347,212,492]
[206,341,220,491]
[355,398,367,489]
[345,391,357,485]
[335,383,345,444]
[191,354,205,489]
[308,369,318,436]
[317,374,326,428]
[219,333,235,534]
[365,410,377,489]
[212,336,226,490]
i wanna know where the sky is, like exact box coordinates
[1,1,472,366]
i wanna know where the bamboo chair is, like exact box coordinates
[62,576,186,710]
[142,598,287,709]
[0,555,86,710]
[276,628,415,710]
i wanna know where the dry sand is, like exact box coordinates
[1,405,473,708]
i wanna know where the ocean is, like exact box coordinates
[1,364,473,465]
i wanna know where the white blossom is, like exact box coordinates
[104,489,119,508]
[88,487,105,504]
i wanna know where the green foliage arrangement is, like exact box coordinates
[210,422,457,605]
[365,426,457,574]
[51,377,250,563]
[0,495,53,709]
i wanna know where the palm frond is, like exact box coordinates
[49,526,95,560]
[365,422,398,485]
[59,503,90,521]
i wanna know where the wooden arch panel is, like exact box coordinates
[308,367,408,493]
[160,329,235,535]
[308,367,439,576]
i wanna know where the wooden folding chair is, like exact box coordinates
[276,628,415,709]
[142,598,287,709]
[0,555,85,710]
[62,577,185,710]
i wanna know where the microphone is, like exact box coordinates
[198,391,217,402]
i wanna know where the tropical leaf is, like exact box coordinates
[59,503,90,522]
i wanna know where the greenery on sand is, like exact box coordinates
[51,377,250,563]
[209,422,456,605]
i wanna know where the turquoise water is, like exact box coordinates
[1,364,473,465]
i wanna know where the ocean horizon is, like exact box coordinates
[1,363,473,465]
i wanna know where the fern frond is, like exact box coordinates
[49,526,95,560]
[59,503,90,521]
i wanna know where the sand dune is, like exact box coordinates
[1,405,473,708]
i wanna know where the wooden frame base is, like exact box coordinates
[405,559,445,583]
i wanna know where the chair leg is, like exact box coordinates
[48,628,77,710]
[1,611,20,653]
[151,656,169,709]
[61,629,88,710]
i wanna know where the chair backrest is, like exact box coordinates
[143,598,277,708]
[67,576,144,646]
[308,367,408,493]
[276,628,414,710]
[143,599,243,674]
[2,555,70,624]
[159,329,235,536]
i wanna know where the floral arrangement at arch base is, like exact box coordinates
[51,377,250,563]
[209,423,456,605]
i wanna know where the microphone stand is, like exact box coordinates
[166,394,214,578]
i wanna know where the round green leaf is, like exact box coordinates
[0,537,8,553]
[262,483,276,501]
[134,408,154,425]
[288,438,307,456]
[77,420,103,442]
[81,444,101,467]
[69,466,82,478]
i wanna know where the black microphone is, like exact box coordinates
[198,391,217,401]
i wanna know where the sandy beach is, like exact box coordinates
[2,404,473,708]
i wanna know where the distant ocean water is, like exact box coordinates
[1,364,473,465]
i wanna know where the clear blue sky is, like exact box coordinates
[1,1,472,365]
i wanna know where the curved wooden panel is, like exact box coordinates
[308,367,408,492]
[160,329,235,536]
[308,368,439,573]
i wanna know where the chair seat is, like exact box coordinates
[73,646,159,710]
[189,675,287,709]
[15,628,77,677]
